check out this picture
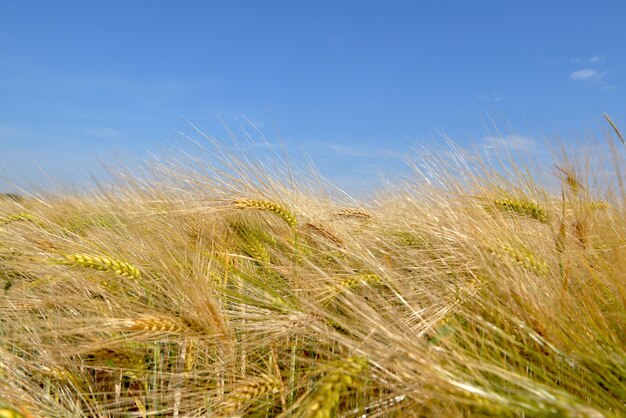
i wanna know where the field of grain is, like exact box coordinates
[0,132,624,417]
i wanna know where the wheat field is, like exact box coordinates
[0,130,624,417]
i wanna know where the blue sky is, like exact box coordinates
[1,1,625,192]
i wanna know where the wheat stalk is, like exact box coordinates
[52,253,141,279]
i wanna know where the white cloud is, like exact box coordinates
[589,55,602,63]
[570,68,599,81]
[569,68,612,89]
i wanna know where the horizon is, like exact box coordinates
[1,1,625,193]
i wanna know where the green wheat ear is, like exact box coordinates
[0,213,43,227]
[490,244,549,276]
[52,253,141,279]
[234,199,298,229]
[229,221,272,264]
[303,356,368,418]
[325,272,383,302]
[0,405,30,418]
[588,200,610,210]
[490,197,549,223]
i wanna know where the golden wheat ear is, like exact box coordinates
[332,208,372,220]
[119,316,191,333]
[220,376,282,415]
[233,199,298,229]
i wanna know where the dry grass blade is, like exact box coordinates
[604,112,625,144]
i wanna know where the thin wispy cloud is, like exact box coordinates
[481,134,536,151]
[327,143,405,160]
[569,68,613,89]
[571,55,603,64]
[569,54,614,89]
[477,91,502,103]
[570,68,603,82]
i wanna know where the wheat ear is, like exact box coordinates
[0,213,42,226]
[489,244,549,276]
[122,316,188,333]
[221,375,281,414]
[0,405,33,418]
[336,272,381,292]
[304,356,368,418]
[52,253,141,279]
[491,197,549,223]
[588,200,610,210]
[333,208,372,220]
[234,199,297,229]
[305,223,344,246]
